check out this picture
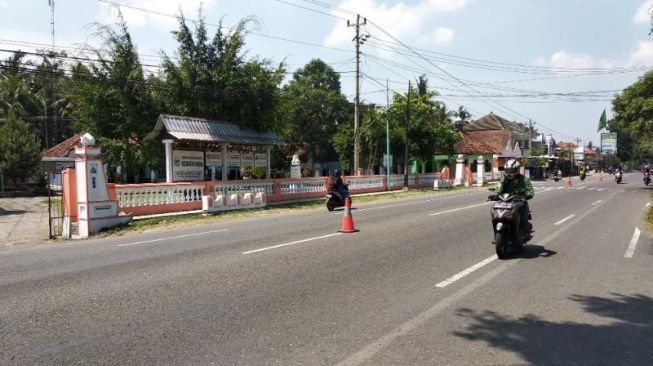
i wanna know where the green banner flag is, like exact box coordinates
[597,109,607,132]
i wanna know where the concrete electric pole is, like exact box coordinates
[404,80,411,188]
[348,14,367,176]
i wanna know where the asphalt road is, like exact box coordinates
[1,173,651,365]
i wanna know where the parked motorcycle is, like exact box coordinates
[326,185,350,211]
[644,172,651,186]
[489,192,532,259]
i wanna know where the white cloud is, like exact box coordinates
[535,41,653,70]
[98,0,217,31]
[323,0,468,49]
[628,40,653,65]
[431,27,454,44]
[0,0,8,8]
[536,50,595,69]
[632,1,653,24]
[425,0,470,12]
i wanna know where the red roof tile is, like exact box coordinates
[42,133,82,158]
[454,131,507,154]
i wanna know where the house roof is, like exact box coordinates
[464,112,530,135]
[455,130,512,154]
[555,142,576,151]
[41,133,82,159]
[584,147,600,156]
[145,114,284,146]
[454,131,502,154]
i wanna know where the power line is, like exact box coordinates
[365,20,582,140]
[98,0,350,53]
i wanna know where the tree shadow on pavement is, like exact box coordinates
[453,293,653,365]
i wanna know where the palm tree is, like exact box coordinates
[453,105,472,132]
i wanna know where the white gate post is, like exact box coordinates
[476,155,485,187]
[454,154,465,186]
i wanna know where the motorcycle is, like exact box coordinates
[580,171,586,181]
[644,172,651,186]
[615,171,623,184]
[489,192,532,259]
[326,184,350,211]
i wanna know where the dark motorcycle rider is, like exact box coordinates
[643,165,651,184]
[329,170,348,200]
[494,159,534,238]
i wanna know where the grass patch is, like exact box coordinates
[94,186,480,238]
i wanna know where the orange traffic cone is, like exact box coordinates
[338,198,358,233]
[566,177,573,188]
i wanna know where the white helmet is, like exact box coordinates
[504,159,520,180]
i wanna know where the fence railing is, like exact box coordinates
[107,172,478,217]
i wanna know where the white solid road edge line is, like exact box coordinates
[435,255,497,288]
[592,200,602,206]
[554,214,575,226]
[117,229,228,247]
[624,227,641,258]
[242,233,343,254]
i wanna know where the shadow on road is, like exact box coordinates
[515,244,556,259]
[453,293,653,365]
[0,208,27,216]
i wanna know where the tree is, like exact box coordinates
[453,105,472,132]
[158,12,284,131]
[0,53,31,120]
[280,59,351,168]
[609,70,653,164]
[0,117,41,184]
[29,51,72,148]
[67,18,157,182]
[388,78,460,173]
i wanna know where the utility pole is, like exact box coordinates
[403,80,411,188]
[348,14,367,176]
[49,0,55,49]
[528,119,533,150]
[386,79,390,191]
[575,137,581,176]
[48,0,56,147]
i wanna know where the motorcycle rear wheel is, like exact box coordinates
[495,232,510,259]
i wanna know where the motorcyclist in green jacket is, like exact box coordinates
[494,159,534,238]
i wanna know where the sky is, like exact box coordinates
[1,0,652,146]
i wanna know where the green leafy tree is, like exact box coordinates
[67,18,156,182]
[158,12,284,131]
[28,52,72,148]
[280,59,351,168]
[0,117,41,184]
[0,53,32,120]
[453,105,472,132]
[388,78,460,173]
[610,70,653,164]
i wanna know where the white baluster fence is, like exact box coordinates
[346,176,384,192]
[108,172,476,217]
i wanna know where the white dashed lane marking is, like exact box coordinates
[624,227,641,258]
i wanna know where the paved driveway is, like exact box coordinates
[0,197,50,246]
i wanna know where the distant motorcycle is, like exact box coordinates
[580,171,586,182]
[644,172,651,186]
[615,171,623,184]
[326,185,350,211]
[489,192,532,259]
